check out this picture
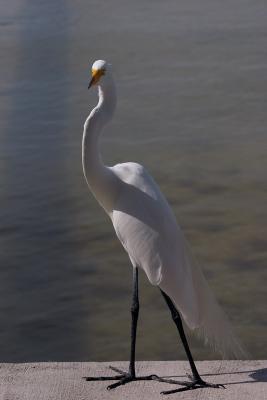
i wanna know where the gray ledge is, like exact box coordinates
[0,360,266,399]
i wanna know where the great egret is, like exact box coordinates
[83,60,244,394]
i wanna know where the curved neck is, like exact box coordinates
[82,77,117,210]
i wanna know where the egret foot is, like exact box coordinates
[84,366,185,391]
[161,377,225,395]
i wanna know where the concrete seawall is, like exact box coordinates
[0,360,266,399]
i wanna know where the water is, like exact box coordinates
[0,0,266,362]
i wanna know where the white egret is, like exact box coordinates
[83,60,245,394]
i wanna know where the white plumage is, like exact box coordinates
[111,161,243,358]
[83,59,245,361]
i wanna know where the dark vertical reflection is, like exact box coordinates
[0,1,92,361]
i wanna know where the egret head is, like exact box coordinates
[88,60,111,89]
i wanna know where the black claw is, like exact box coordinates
[161,387,192,395]
[83,374,122,381]
[107,382,118,390]
[109,366,125,375]
[219,384,226,389]
[107,376,132,390]
[160,379,226,395]
[84,366,225,394]
[150,374,160,380]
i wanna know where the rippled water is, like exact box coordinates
[0,0,266,362]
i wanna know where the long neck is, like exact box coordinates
[82,77,118,211]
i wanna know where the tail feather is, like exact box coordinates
[183,239,248,359]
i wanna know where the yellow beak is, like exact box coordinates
[88,68,105,89]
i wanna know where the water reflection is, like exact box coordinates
[0,0,91,361]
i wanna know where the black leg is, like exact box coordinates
[83,274,225,393]
[161,290,200,379]
[160,290,225,394]
[84,267,171,390]
[105,267,140,390]
[129,266,139,377]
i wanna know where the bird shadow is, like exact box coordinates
[249,368,267,383]
[161,367,267,386]
[202,367,267,386]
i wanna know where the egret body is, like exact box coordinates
[83,60,244,394]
